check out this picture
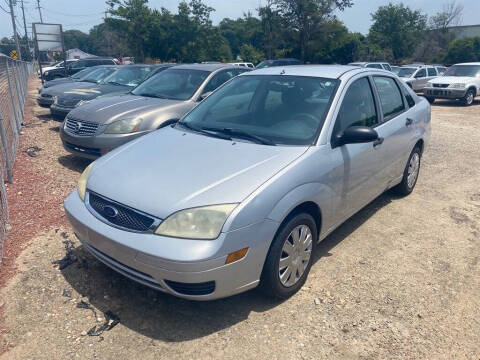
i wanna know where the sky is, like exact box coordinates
[1,0,479,41]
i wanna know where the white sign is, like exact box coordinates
[33,23,63,52]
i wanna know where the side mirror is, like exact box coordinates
[333,126,379,147]
[415,73,424,78]
[199,91,213,101]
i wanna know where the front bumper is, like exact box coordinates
[423,87,467,99]
[50,104,74,120]
[60,125,150,159]
[37,95,54,107]
[64,190,278,300]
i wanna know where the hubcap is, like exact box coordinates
[407,153,420,188]
[467,92,474,104]
[278,225,313,287]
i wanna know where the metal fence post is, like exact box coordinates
[0,110,13,183]
[12,61,24,120]
[5,60,21,132]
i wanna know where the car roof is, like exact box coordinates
[455,62,480,65]
[169,63,237,71]
[243,65,385,79]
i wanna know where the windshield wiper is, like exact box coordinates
[177,122,232,140]
[107,81,125,86]
[135,93,177,100]
[83,79,97,83]
[202,127,276,146]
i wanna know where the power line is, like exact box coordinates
[8,0,22,59]
[0,3,9,13]
[42,7,103,17]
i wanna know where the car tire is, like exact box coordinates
[461,89,475,106]
[426,97,435,104]
[393,146,422,196]
[260,212,317,299]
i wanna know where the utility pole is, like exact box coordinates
[8,0,22,60]
[20,0,31,57]
[36,0,43,22]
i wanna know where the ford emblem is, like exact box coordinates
[103,205,119,218]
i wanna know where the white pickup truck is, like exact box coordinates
[423,62,480,106]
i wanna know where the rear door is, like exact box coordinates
[412,68,427,91]
[371,76,415,186]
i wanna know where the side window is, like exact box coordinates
[203,70,235,93]
[373,76,405,120]
[400,82,416,108]
[333,77,378,136]
[427,68,437,76]
[383,64,392,71]
[415,68,426,78]
[367,64,383,69]
[71,60,86,69]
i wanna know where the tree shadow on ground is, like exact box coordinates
[57,155,91,173]
[60,192,397,342]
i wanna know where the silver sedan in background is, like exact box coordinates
[60,64,250,158]
[65,65,431,300]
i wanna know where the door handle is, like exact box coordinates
[406,118,414,126]
[373,137,384,147]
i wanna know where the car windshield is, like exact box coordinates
[101,66,152,87]
[397,68,416,78]
[81,68,117,83]
[177,75,339,146]
[444,65,480,77]
[131,69,210,100]
[391,67,401,75]
[256,60,274,69]
[72,67,96,80]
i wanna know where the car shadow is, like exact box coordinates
[432,99,480,107]
[59,191,396,342]
[57,155,91,173]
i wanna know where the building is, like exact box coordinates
[449,24,480,39]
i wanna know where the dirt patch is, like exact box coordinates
[1,89,480,359]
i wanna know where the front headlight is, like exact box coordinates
[77,162,94,201]
[155,204,237,239]
[52,96,58,105]
[104,117,142,134]
[44,71,49,76]
[450,83,465,89]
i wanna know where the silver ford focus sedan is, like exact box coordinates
[64,65,431,300]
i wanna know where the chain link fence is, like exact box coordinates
[0,55,34,267]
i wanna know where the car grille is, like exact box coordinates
[64,117,99,136]
[433,84,449,88]
[57,97,80,107]
[41,93,53,98]
[164,280,216,296]
[87,192,156,232]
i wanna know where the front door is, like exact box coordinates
[329,76,385,220]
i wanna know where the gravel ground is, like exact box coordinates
[0,78,479,359]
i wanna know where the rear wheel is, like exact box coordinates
[393,146,421,196]
[461,89,475,106]
[261,213,317,299]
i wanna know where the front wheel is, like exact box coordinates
[260,213,317,299]
[393,146,422,196]
[461,89,475,106]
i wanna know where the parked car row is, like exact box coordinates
[40,57,120,81]
[41,62,433,301]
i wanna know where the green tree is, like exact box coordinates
[444,37,480,64]
[368,3,427,61]
[270,0,353,61]
[63,30,90,52]
[106,0,152,61]
[239,44,264,64]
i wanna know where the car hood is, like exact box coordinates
[58,83,131,102]
[68,94,185,125]
[88,127,308,219]
[429,76,473,84]
[41,81,97,96]
[43,78,73,89]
